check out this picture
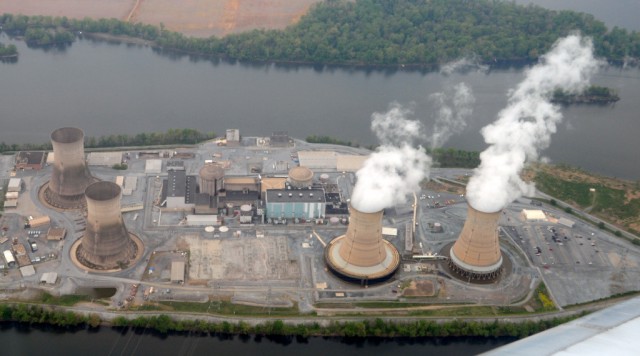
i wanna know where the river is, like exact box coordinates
[0,324,513,355]
[1,32,639,179]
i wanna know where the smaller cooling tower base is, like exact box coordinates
[39,180,98,210]
[70,232,144,273]
[440,242,511,284]
[325,235,400,286]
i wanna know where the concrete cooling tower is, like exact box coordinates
[43,127,94,209]
[325,205,400,285]
[77,181,137,269]
[448,205,503,280]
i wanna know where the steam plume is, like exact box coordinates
[466,35,601,213]
[429,82,475,148]
[440,56,489,75]
[350,104,431,213]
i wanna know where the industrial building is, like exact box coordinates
[265,189,326,221]
[162,170,196,209]
[7,178,22,192]
[15,151,46,170]
[76,181,138,269]
[270,131,291,147]
[47,227,67,241]
[521,209,547,221]
[43,127,95,209]
[448,205,503,280]
[226,129,240,145]
[325,206,400,285]
[297,151,339,170]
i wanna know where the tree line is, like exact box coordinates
[0,301,581,338]
[0,128,216,153]
[2,0,640,66]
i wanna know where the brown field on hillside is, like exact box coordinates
[0,0,320,38]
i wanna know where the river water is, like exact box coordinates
[1,33,639,179]
[0,324,513,355]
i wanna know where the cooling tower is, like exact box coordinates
[449,205,503,279]
[288,166,314,188]
[199,163,224,195]
[325,205,400,285]
[43,127,94,208]
[77,181,136,269]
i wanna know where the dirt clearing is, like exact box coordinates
[1,0,321,38]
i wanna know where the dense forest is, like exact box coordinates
[2,0,640,66]
[0,128,216,153]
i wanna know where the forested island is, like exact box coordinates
[0,41,17,57]
[551,85,620,104]
[2,0,640,67]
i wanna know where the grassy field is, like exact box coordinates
[146,299,301,317]
[530,164,640,234]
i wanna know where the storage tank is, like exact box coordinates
[288,166,314,189]
[199,163,224,196]
[77,182,136,269]
[239,204,253,224]
[325,205,400,285]
[448,205,503,280]
[44,127,94,209]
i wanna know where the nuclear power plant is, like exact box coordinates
[448,205,504,280]
[325,205,400,285]
[42,127,95,209]
[76,181,139,269]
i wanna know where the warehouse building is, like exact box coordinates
[15,151,46,170]
[162,170,196,209]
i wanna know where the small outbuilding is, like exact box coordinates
[521,209,546,222]
[40,272,58,285]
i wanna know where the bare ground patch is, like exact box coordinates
[1,0,323,38]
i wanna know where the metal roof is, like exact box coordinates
[266,189,326,203]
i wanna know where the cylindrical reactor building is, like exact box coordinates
[288,166,314,189]
[199,164,224,196]
[449,205,503,279]
[45,127,94,208]
[325,205,400,285]
[79,181,135,268]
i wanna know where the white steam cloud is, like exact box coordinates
[440,56,489,75]
[466,35,601,213]
[429,82,475,149]
[350,104,431,213]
